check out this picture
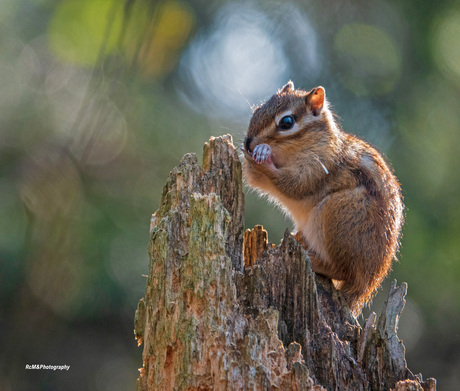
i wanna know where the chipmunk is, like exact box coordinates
[242,81,404,313]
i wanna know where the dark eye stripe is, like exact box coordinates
[278,115,295,130]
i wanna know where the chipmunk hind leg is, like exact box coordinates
[310,187,389,311]
[297,218,350,282]
[303,241,371,314]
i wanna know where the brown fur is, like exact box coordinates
[242,82,404,313]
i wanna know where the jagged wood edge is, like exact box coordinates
[134,135,436,391]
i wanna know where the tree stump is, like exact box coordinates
[134,135,436,391]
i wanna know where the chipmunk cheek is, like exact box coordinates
[269,154,281,170]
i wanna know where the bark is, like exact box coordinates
[134,135,436,391]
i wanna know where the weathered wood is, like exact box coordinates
[134,135,436,391]
[243,225,268,267]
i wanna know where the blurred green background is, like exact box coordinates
[1,0,459,389]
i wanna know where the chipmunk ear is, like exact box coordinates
[279,81,294,94]
[306,86,325,116]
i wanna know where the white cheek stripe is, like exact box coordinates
[277,123,302,137]
[275,109,322,137]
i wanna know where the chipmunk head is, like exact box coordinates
[243,81,339,171]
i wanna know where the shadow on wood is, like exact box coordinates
[134,135,436,391]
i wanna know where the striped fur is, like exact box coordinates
[243,82,404,314]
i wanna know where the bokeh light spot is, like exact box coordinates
[0,0,17,25]
[71,98,128,166]
[334,23,401,96]
[398,79,460,197]
[136,0,195,77]
[178,3,295,118]
[48,0,123,66]
[20,148,83,220]
[432,10,460,85]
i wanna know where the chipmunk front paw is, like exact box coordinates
[252,144,272,164]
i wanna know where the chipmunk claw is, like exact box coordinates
[253,144,272,164]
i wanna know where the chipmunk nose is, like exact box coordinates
[244,137,253,154]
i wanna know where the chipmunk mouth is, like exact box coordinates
[241,137,254,159]
[242,137,280,170]
[244,136,253,155]
[242,143,279,172]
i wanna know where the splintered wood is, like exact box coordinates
[243,225,268,267]
[134,135,436,391]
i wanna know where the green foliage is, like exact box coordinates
[48,0,124,65]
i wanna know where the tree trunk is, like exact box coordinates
[134,135,436,391]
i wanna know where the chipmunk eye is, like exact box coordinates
[278,115,295,130]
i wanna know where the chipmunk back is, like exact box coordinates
[242,81,404,313]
